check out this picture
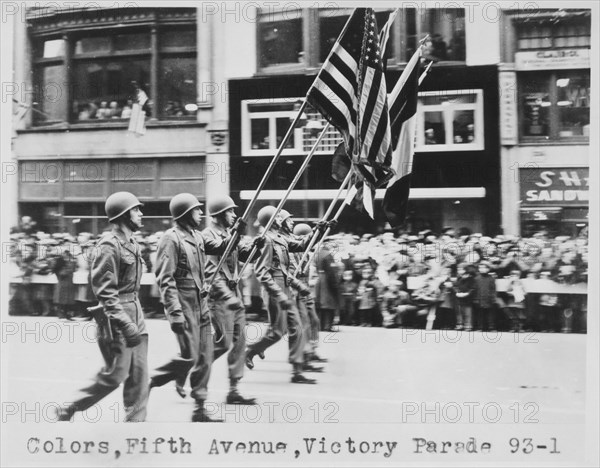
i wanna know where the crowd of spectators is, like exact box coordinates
[8,217,588,333]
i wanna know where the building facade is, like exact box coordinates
[499,8,591,236]
[227,6,502,235]
[12,6,233,234]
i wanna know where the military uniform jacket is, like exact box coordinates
[154,223,227,325]
[254,230,310,303]
[91,226,147,335]
[202,223,256,282]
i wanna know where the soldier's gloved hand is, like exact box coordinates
[252,236,266,249]
[314,220,328,233]
[279,299,293,311]
[326,219,338,230]
[297,283,312,298]
[170,321,186,335]
[120,322,142,347]
[234,218,247,236]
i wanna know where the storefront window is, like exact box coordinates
[521,76,550,138]
[519,71,589,141]
[556,73,590,137]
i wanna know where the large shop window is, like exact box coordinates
[257,7,466,73]
[30,9,197,126]
[241,99,343,157]
[519,71,590,141]
[516,14,591,50]
[415,90,484,152]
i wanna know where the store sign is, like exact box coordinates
[515,49,590,70]
[499,72,518,145]
[520,168,589,205]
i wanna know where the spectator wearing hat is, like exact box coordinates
[455,263,477,331]
[538,271,560,332]
[436,265,457,329]
[505,269,527,332]
[474,261,497,331]
[339,269,358,325]
[52,249,77,319]
[356,264,382,327]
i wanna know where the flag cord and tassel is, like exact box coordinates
[293,169,354,277]
[234,122,332,283]
[204,100,309,293]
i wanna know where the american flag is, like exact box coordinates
[307,8,394,190]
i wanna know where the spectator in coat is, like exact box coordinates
[474,261,497,331]
[455,263,477,331]
[52,249,77,319]
[314,241,340,332]
[339,269,357,325]
[356,265,382,327]
[506,269,527,332]
[436,266,456,329]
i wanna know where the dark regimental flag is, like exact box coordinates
[382,47,423,227]
[307,8,394,199]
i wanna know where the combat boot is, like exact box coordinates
[191,400,223,423]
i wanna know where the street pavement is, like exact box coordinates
[3,316,586,425]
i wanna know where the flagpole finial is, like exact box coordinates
[418,34,430,46]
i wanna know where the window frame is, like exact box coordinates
[255,7,467,74]
[415,89,485,152]
[28,10,197,127]
[241,98,344,157]
[518,70,590,143]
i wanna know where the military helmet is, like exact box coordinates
[257,205,278,228]
[105,192,143,222]
[208,195,238,216]
[279,209,292,222]
[169,193,203,220]
[293,223,312,236]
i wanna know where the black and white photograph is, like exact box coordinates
[1,1,598,466]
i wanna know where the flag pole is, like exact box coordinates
[419,61,433,85]
[204,99,309,292]
[300,183,359,275]
[207,9,358,290]
[293,169,353,277]
[235,122,332,282]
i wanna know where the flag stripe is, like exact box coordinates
[383,47,423,226]
[307,8,394,203]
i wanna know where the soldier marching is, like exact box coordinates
[58,192,331,422]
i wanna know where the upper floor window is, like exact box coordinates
[415,90,484,152]
[256,7,466,73]
[516,13,591,50]
[258,11,303,68]
[519,71,590,142]
[241,98,343,156]
[29,8,197,126]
